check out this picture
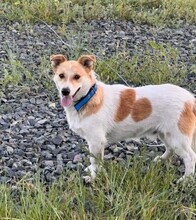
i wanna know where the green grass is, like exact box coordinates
[1,0,196,27]
[96,41,188,86]
[1,39,195,114]
[0,1,196,218]
[0,156,195,219]
[1,40,195,217]
[1,41,192,91]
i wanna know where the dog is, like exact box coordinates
[50,54,196,182]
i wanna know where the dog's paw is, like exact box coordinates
[84,165,91,173]
[84,165,96,175]
[83,165,97,183]
[153,155,162,162]
[176,175,194,184]
[82,175,94,184]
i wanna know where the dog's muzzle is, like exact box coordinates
[61,87,70,96]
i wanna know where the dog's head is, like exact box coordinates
[50,54,96,108]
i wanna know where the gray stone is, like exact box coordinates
[0,119,8,126]
[19,129,29,134]
[126,145,136,151]
[37,119,48,125]
[57,154,63,165]
[66,161,77,169]
[48,144,56,152]
[104,153,114,160]
[28,118,36,126]
[41,151,53,160]
[0,176,10,183]
[73,154,83,163]
[52,135,63,145]
[147,151,155,158]
[55,165,64,174]
[6,146,14,154]
[67,151,78,160]
[44,160,54,167]
[21,159,32,166]
[35,136,46,144]
[178,165,185,173]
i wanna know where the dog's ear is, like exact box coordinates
[50,54,67,69]
[78,55,96,70]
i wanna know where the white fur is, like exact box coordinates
[62,81,196,182]
[52,56,196,182]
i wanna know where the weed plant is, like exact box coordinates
[0,157,196,219]
[1,0,196,26]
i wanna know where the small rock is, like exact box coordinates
[126,145,135,151]
[41,151,53,160]
[66,161,77,169]
[0,176,10,183]
[21,159,32,166]
[20,129,29,134]
[37,119,48,125]
[6,146,14,154]
[15,149,25,156]
[52,135,63,145]
[57,153,63,165]
[0,119,8,126]
[104,153,114,160]
[178,165,185,173]
[48,144,56,152]
[147,151,155,158]
[12,162,22,170]
[119,152,125,158]
[30,98,36,104]
[44,160,54,167]
[45,172,56,182]
[73,154,83,163]
[55,165,64,174]
[67,151,78,160]
[36,99,43,104]
[16,170,26,178]
[7,158,14,167]
[28,118,36,126]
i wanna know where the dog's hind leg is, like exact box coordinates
[176,145,196,182]
[168,134,196,182]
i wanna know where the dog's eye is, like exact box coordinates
[59,73,64,79]
[73,74,80,80]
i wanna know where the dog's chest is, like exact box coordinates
[65,110,85,137]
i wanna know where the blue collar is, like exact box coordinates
[74,84,97,112]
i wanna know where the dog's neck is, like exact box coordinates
[74,84,97,112]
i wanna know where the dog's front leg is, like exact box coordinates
[84,136,106,182]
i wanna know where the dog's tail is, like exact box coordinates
[191,99,196,152]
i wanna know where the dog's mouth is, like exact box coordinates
[61,87,81,107]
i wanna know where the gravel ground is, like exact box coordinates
[0,20,196,184]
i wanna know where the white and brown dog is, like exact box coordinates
[50,54,196,182]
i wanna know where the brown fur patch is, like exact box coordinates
[82,85,104,117]
[114,89,152,122]
[132,98,152,122]
[178,102,196,137]
[114,89,136,122]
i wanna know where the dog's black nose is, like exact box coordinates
[61,87,70,96]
